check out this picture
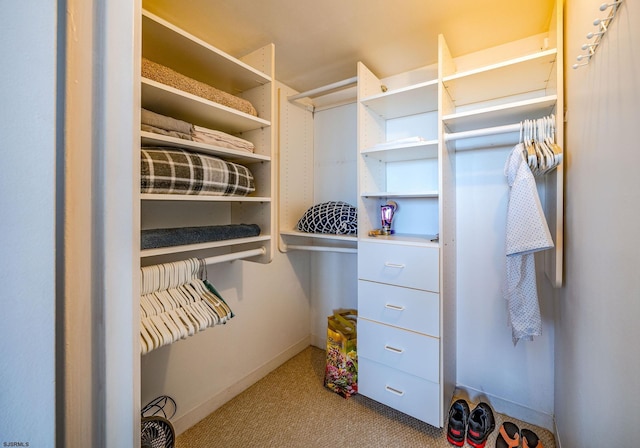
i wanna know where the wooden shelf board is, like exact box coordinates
[142,10,270,94]
[361,191,439,199]
[442,95,557,133]
[359,233,440,247]
[140,132,270,163]
[361,80,439,119]
[140,193,271,202]
[443,49,557,106]
[361,140,439,162]
[280,230,357,242]
[141,79,270,134]
[140,235,271,258]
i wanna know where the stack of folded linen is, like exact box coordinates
[141,109,255,153]
[192,125,255,153]
[141,108,194,140]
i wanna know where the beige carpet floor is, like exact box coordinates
[176,346,555,448]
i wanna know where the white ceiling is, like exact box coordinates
[142,0,555,93]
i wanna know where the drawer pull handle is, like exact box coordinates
[385,304,405,311]
[384,262,405,269]
[384,345,404,354]
[385,385,405,396]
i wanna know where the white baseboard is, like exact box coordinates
[554,420,562,448]
[310,332,325,350]
[172,336,311,436]
[454,384,556,433]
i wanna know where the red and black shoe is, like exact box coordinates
[446,399,470,447]
[466,402,495,448]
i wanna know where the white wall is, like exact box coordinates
[455,146,556,428]
[141,252,311,434]
[0,2,57,446]
[309,104,359,348]
[556,0,640,445]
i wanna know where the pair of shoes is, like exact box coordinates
[496,421,544,448]
[446,399,495,448]
[446,399,469,446]
[467,402,496,448]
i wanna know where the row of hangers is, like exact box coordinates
[520,115,563,176]
[140,258,234,354]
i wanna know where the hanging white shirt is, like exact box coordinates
[504,143,554,345]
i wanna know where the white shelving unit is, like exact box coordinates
[361,139,439,162]
[356,0,563,427]
[140,9,276,264]
[356,60,453,428]
[439,0,564,287]
[357,62,441,240]
[276,80,360,254]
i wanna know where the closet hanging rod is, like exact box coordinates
[288,76,358,101]
[286,244,357,254]
[202,247,266,265]
[444,123,521,142]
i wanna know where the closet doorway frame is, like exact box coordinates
[60,0,140,446]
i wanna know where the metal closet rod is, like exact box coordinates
[286,244,357,254]
[288,76,358,101]
[201,246,266,265]
[444,122,521,142]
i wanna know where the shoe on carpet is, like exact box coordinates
[466,401,495,448]
[496,421,520,448]
[446,398,470,447]
[521,428,544,448]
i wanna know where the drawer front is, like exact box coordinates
[358,318,439,383]
[359,357,441,427]
[358,280,440,337]
[358,241,439,292]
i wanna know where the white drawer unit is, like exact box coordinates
[358,279,440,337]
[358,240,439,292]
[358,319,439,382]
[356,238,444,426]
[358,357,441,426]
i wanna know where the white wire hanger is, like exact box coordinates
[140,258,234,354]
[519,115,562,176]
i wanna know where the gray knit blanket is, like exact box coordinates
[141,224,261,250]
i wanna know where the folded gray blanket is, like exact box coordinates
[141,224,261,249]
[141,147,255,196]
[142,108,194,135]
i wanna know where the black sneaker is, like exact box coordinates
[466,402,495,448]
[446,399,470,447]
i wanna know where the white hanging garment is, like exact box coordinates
[503,143,554,345]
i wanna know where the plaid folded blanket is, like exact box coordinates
[141,147,255,196]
